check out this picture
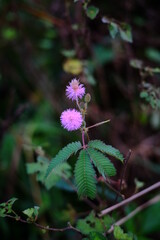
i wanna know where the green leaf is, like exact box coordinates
[93,45,114,65]
[61,49,76,58]
[114,226,133,240]
[2,27,18,40]
[46,141,82,178]
[27,156,72,190]
[76,211,104,235]
[103,215,114,230]
[145,48,160,63]
[88,140,124,162]
[45,163,71,190]
[23,206,39,222]
[74,150,97,199]
[140,91,148,99]
[89,232,106,240]
[119,23,133,43]
[86,6,99,20]
[0,198,18,217]
[108,22,119,39]
[87,148,116,177]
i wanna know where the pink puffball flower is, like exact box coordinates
[60,109,83,131]
[66,78,85,101]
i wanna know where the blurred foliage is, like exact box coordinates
[0,0,160,239]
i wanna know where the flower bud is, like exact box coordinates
[84,93,91,103]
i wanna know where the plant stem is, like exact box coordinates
[5,215,81,234]
[87,119,110,129]
[99,181,160,217]
[82,130,86,149]
[107,194,160,233]
[115,149,131,203]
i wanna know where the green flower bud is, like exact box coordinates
[85,93,91,103]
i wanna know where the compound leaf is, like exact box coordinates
[46,141,82,178]
[88,140,124,162]
[75,149,96,199]
[87,148,116,177]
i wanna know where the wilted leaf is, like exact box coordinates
[63,59,83,75]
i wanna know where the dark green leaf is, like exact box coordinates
[76,211,104,235]
[89,232,106,240]
[119,23,133,43]
[86,6,99,20]
[74,150,97,199]
[46,141,82,178]
[87,148,116,177]
[88,140,124,162]
[108,22,119,38]
[114,226,133,240]
[23,206,39,222]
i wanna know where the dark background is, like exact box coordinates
[0,0,160,239]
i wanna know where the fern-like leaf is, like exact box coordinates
[87,148,116,177]
[46,141,82,178]
[88,140,124,162]
[74,149,97,199]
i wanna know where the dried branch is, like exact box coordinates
[115,149,131,202]
[6,215,81,234]
[99,181,160,217]
[107,194,160,233]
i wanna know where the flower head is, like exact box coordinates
[60,109,83,131]
[66,78,85,101]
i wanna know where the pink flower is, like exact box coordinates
[60,109,83,131]
[66,78,85,101]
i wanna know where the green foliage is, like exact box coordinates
[140,82,160,110]
[145,48,160,63]
[86,6,99,20]
[87,148,116,177]
[89,232,106,240]
[2,27,18,40]
[103,215,114,230]
[114,226,133,240]
[93,45,114,65]
[23,206,39,222]
[74,150,97,199]
[119,23,133,43]
[88,140,124,162]
[0,198,18,217]
[61,49,76,58]
[26,156,71,190]
[108,22,119,39]
[137,201,160,235]
[76,211,104,235]
[46,141,82,178]
[102,17,132,42]
[77,211,114,237]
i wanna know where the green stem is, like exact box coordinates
[82,130,86,149]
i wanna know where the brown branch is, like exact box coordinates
[20,4,65,27]
[99,181,160,217]
[115,149,131,202]
[107,194,160,233]
[6,215,81,234]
